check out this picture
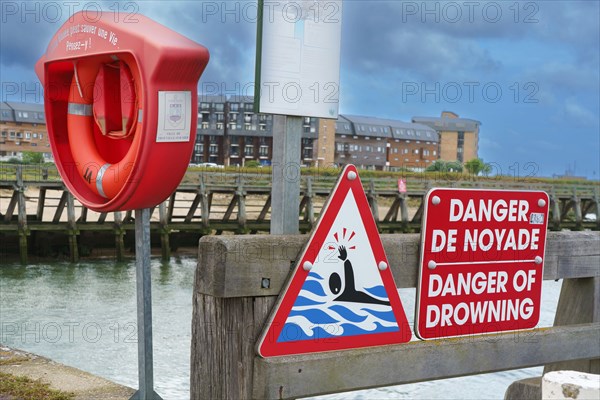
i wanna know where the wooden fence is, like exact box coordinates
[191,231,599,399]
[1,165,599,263]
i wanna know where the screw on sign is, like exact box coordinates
[35,11,210,212]
[415,188,550,340]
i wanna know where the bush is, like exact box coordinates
[22,152,44,164]
[245,160,261,168]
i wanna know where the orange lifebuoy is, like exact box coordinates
[67,54,142,199]
[36,11,209,212]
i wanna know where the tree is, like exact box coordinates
[22,151,44,164]
[245,160,260,168]
[425,160,463,173]
[464,158,492,176]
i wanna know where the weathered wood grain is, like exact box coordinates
[252,324,600,400]
[196,231,600,298]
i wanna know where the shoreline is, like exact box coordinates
[0,345,134,400]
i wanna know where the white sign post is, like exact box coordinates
[255,0,343,234]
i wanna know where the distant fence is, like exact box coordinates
[1,164,599,263]
[191,231,599,399]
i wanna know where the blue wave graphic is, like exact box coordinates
[361,308,397,323]
[328,305,368,323]
[278,272,401,343]
[277,322,399,343]
[293,296,325,307]
[288,308,339,324]
[301,280,327,296]
[364,285,388,299]
[308,272,323,280]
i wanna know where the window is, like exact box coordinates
[201,122,209,129]
[1,110,10,119]
[25,132,31,139]
[217,114,224,122]
[217,123,223,130]
[377,146,383,153]
[336,143,344,152]
[33,133,38,139]
[1,131,6,137]
[245,145,254,156]
[195,143,204,153]
[230,144,240,156]
[423,150,430,156]
[200,102,210,110]
[414,149,419,154]
[209,135,218,144]
[209,144,218,154]
[259,146,269,156]
[230,103,239,111]
[244,123,251,130]
[403,149,409,154]
[215,103,224,112]
[39,133,43,139]
[433,150,437,156]
[16,132,23,138]
[365,145,372,152]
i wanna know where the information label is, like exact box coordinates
[415,188,550,340]
[156,91,192,143]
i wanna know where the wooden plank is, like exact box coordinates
[545,278,600,374]
[4,192,18,222]
[36,188,46,221]
[52,192,67,223]
[196,231,600,298]
[252,323,600,400]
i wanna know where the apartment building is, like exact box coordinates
[334,115,439,171]
[412,111,480,163]
[193,95,318,166]
[0,102,52,161]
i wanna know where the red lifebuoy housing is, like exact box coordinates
[36,12,209,212]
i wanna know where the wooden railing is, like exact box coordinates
[191,231,600,399]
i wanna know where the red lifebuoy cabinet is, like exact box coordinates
[36,12,209,212]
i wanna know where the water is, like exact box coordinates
[0,257,562,399]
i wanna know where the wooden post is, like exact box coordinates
[573,189,583,230]
[36,187,46,221]
[199,177,210,232]
[66,192,79,262]
[545,276,600,374]
[236,175,247,233]
[16,165,28,264]
[550,193,561,230]
[399,194,409,232]
[305,176,315,227]
[367,179,379,224]
[114,211,125,261]
[159,202,170,261]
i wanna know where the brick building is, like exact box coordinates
[334,114,439,171]
[0,102,52,161]
[193,95,318,166]
[412,111,480,163]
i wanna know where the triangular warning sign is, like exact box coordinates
[257,165,412,357]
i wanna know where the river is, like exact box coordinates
[0,257,562,399]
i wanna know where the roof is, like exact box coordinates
[412,116,481,132]
[1,102,46,124]
[336,114,439,142]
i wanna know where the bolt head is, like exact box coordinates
[303,261,313,271]
[432,196,441,205]
[347,171,357,181]
[428,260,437,270]
[538,199,546,208]
[535,256,543,265]
[378,261,388,271]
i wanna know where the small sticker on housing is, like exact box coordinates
[530,213,545,225]
[156,91,192,142]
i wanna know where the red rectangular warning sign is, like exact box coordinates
[415,188,550,340]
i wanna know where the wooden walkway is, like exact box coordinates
[1,165,599,263]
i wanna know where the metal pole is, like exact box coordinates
[130,208,162,400]
[271,115,302,234]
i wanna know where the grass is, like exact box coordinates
[0,372,75,400]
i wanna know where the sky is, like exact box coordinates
[1,0,599,178]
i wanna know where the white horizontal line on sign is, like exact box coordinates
[435,259,538,267]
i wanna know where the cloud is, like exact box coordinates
[564,98,599,127]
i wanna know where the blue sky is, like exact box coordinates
[1,1,598,178]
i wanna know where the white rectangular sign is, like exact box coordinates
[256,0,343,118]
[156,91,192,143]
